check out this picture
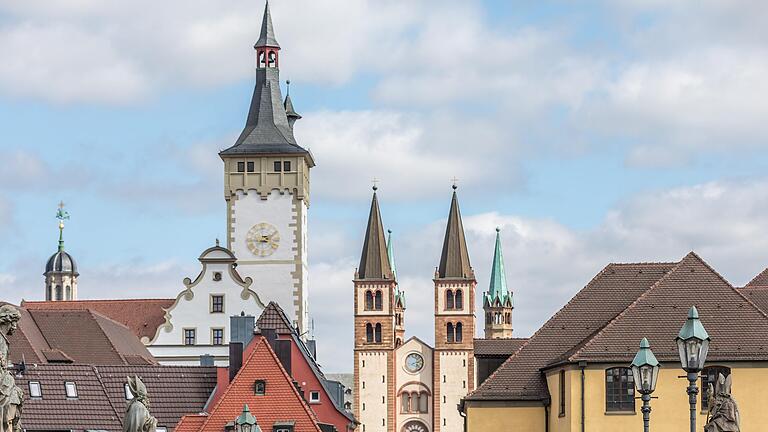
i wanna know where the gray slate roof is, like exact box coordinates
[438,189,473,279]
[357,190,393,280]
[254,1,280,48]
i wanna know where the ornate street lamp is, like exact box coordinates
[631,338,660,432]
[676,306,710,432]
[235,404,260,432]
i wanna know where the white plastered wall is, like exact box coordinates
[437,351,469,432]
[358,351,390,432]
[396,338,434,432]
[230,189,302,328]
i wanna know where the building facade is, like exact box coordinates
[220,2,314,335]
[354,187,475,432]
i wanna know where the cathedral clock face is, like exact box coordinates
[405,353,424,373]
[246,223,280,257]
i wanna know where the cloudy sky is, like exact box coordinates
[2,0,768,372]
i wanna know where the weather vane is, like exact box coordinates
[371,177,380,191]
[55,201,70,251]
[451,176,459,189]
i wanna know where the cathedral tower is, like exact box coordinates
[44,203,78,301]
[354,187,398,432]
[433,186,476,432]
[220,2,314,333]
[483,228,514,338]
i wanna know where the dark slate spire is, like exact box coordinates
[220,1,313,164]
[438,186,473,279]
[284,82,301,129]
[254,1,279,48]
[358,187,393,280]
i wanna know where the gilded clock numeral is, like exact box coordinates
[246,223,280,257]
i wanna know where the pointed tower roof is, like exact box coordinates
[284,94,301,119]
[386,229,397,281]
[254,1,280,48]
[437,186,473,279]
[358,188,393,280]
[485,228,512,306]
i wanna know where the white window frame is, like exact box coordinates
[29,381,42,398]
[64,381,78,398]
[309,391,321,403]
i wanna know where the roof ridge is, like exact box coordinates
[468,262,620,398]
[89,310,129,364]
[745,267,768,287]
[568,254,690,361]
[92,365,124,426]
[738,285,768,290]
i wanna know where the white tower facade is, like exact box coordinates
[220,3,313,334]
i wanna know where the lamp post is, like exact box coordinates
[235,404,260,432]
[631,338,660,432]
[676,306,710,432]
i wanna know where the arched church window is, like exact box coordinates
[446,290,455,310]
[401,392,410,413]
[396,338,402,347]
[447,323,454,343]
[268,51,276,67]
[365,291,374,310]
[366,323,373,343]
[55,285,63,301]
[65,286,71,300]
[419,391,428,413]
[456,322,463,342]
[374,323,382,343]
[455,289,463,309]
[374,290,383,310]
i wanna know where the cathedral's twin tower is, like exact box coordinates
[353,186,514,432]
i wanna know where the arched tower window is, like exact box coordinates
[374,290,383,310]
[258,50,266,68]
[447,323,454,343]
[446,290,455,310]
[401,392,411,413]
[55,285,63,301]
[365,290,374,310]
[267,50,277,67]
[366,323,373,343]
[374,323,382,343]
[65,286,72,301]
[419,391,429,413]
[455,289,463,309]
[456,322,463,342]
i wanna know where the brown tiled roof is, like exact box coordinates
[22,298,173,341]
[745,267,768,288]
[737,286,768,315]
[466,261,675,401]
[97,365,218,429]
[467,252,768,403]
[438,190,473,279]
[17,364,217,432]
[473,338,527,357]
[570,253,768,362]
[257,301,295,334]
[8,308,156,365]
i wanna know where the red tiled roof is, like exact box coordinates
[466,261,675,401]
[473,338,527,357]
[257,301,295,334]
[193,336,322,432]
[737,286,768,315]
[745,267,768,288]
[22,298,173,341]
[176,414,207,432]
[17,364,217,432]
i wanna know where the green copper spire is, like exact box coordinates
[387,229,397,281]
[485,227,512,306]
[55,201,70,252]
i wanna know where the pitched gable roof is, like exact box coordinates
[22,298,173,341]
[466,261,675,401]
[571,252,768,362]
[257,301,295,334]
[188,336,322,432]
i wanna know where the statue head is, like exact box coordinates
[0,305,21,336]
[716,373,732,397]
[127,376,148,400]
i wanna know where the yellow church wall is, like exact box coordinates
[466,362,768,432]
[464,402,545,432]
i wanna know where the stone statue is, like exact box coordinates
[0,305,22,432]
[705,373,740,432]
[123,376,157,432]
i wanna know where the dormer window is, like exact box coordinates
[255,380,266,395]
[29,381,42,398]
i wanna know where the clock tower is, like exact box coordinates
[220,2,314,333]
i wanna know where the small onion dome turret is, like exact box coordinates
[45,250,78,275]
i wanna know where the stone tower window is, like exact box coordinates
[366,323,373,342]
[274,161,282,172]
[364,291,374,310]
[374,323,382,343]
[283,161,291,172]
[455,289,463,309]
[446,290,455,310]
[447,323,454,343]
[374,290,383,310]
[455,322,463,342]
[237,162,245,172]
[55,285,63,301]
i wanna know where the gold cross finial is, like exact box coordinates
[371,177,379,191]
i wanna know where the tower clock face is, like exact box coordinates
[405,352,424,373]
[246,223,280,257]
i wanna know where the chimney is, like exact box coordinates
[230,314,256,347]
[229,342,244,381]
[306,339,317,360]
